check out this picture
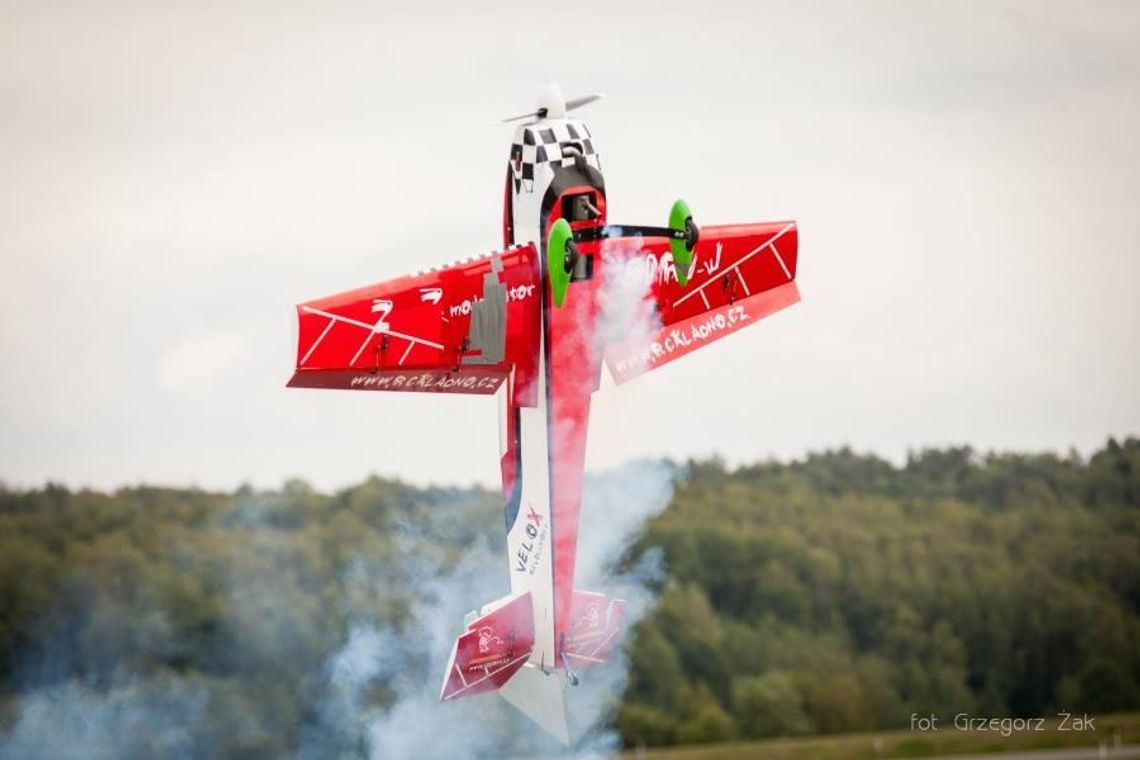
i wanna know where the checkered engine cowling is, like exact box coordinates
[509,119,600,194]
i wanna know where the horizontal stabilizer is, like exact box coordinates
[562,589,627,668]
[439,591,534,701]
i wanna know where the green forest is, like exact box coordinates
[1,439,1138,758]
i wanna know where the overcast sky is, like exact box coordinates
[1,1,1137,492]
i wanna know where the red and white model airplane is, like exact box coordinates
[288,84,800,744]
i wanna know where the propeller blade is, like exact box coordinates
[565,93,605,111]
[501,93,603,123]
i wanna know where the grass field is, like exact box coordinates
[618,712,1140,760]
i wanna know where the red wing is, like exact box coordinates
[288,244,540,395]
[604,221,799,383]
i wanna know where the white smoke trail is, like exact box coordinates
[594,238,663,356]
[330,247,670,756]
[0,244,677,760]
[0,478,674,760]
[297,461,674,760]
[0,674,211,759]
[304,244,676,759]
[560,461,673,755]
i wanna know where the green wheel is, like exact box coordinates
[669,199,698,286]
[547,218,574,308]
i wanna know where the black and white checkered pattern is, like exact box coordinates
[509,120,599,193]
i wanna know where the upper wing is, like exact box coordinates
[288,244,539,395]
[603,221,799,383]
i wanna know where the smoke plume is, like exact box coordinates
[1,244,675,759]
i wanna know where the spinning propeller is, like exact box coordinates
[502,83,605,124]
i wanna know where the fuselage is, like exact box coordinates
[499,115,607,671]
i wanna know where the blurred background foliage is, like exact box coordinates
[0,438,1138,753]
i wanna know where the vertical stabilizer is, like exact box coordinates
[498,665,570,745]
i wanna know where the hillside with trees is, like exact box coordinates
[1,439,1137,756]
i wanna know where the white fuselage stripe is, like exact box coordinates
[507,209,556,669]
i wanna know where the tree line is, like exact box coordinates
[0,438,1137,755]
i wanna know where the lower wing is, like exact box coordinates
[602,221,799,383]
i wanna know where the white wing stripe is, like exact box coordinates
[300,306,445,350]
[674,223,794,307]
[299,318,336,367]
